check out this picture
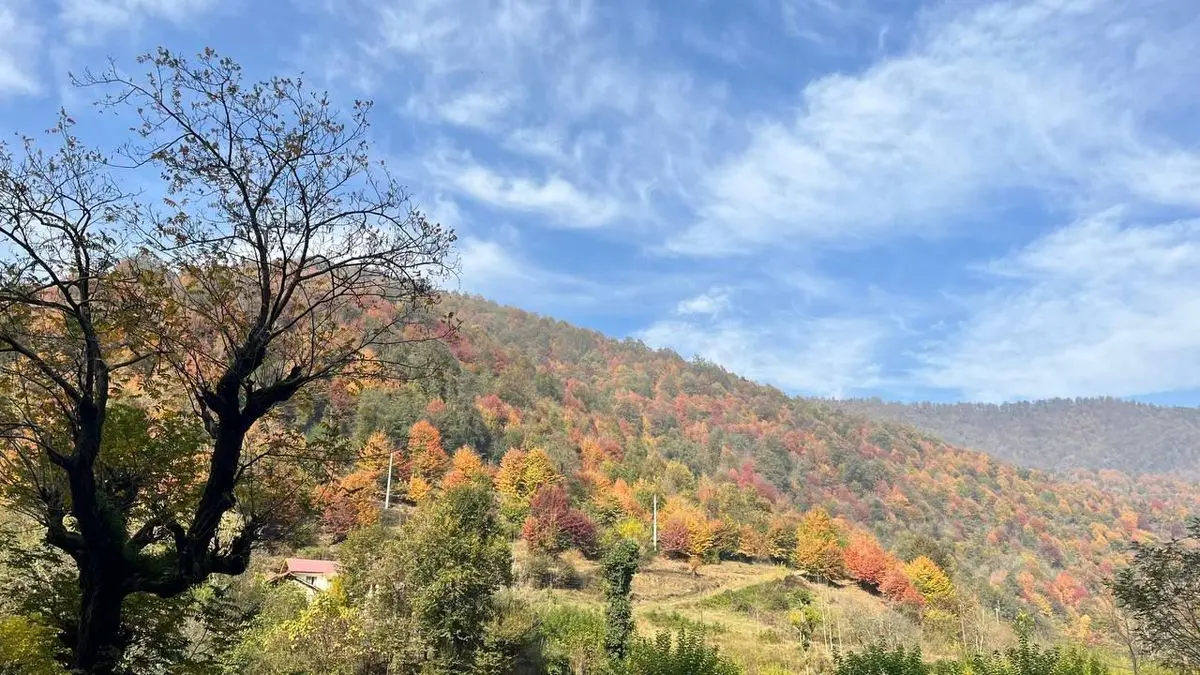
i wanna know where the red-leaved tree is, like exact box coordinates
[522,485,598,557]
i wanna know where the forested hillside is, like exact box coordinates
[832,398,1200,476]
[4,49,1198,674]
[323,294,1200,636]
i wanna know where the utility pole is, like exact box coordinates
[384,451,394,509]
[652,493,658,552]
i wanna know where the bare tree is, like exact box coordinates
[0,48,456,673]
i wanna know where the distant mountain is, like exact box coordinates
[830,397,1200,477]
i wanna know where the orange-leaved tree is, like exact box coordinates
[844,532,893,590]
[444,446,488,489]
[406,420,450,499]
[494,447,560,510]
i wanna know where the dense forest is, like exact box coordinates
[2,50,1199,674]
[413,293,1200,614]
[832,398,1200,476]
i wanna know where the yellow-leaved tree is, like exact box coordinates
[905,555,958,634]
[494,447,560,512]
[793,507,847,581]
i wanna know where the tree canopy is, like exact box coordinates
[0,47,455,672]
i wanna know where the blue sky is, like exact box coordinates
[3,0,1200,404]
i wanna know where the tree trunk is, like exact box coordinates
[74,566,127,675]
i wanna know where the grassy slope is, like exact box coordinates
[516,550,1013,674]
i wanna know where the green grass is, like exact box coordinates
[699,575,814,614]
[642,609,727,636]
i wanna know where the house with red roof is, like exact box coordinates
[268,558,340,598]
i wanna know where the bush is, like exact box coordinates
[969,640,1109,675]
[835,644,927,675]
[833,638,1111,675]
[536,605,607,675]
[0,615,66,675]
[641,610,725,636]
[518,552,584,590]
[472,595,545,675]
[621,630,741,675]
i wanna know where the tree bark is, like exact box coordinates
[74,565,127,675]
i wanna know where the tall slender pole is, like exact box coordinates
[384,451,394,509]
[652,493,658,552]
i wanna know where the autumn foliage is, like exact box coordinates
[444,446,488,488]
[495,447,561,507]
[406,420,450,486]
[521,484,599,557]
[793,508,847,580]
[297,293,1200,644]
[844,533,893,590]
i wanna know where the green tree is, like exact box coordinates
[1112,517,1200,670]
[0,48,454,672]
[0,521,256,674]
[252,580,366,675]
[601,539,641,662]
[339,481,512,673]
[403,481,513,670]
[0,615,67,675]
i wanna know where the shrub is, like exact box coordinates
[622,630,741,675]
[536,605,607,675]
[523,485,600,557]
[834,644,928,675]
[0,615,66,675]
[518,552,584,590]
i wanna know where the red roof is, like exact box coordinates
[285,558,339,575]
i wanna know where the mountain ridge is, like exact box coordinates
[828,397,1200,477]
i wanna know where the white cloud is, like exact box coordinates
[456,236,602,306]
[638,314,885,398]
[676,287,731,316]
[671,0,1200,255]
[435,161,621,228]
[406,87,513,131]
[299,0,1200,404]
[781,0,901,56]
[60,0,216,42]
[317,0,726,233]
[918,210,1200,401]
[0,1,40,96]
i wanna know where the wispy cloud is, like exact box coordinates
[456,237,588,300]
[428,155,622,228]
[0,2,40,96]
[59,0,216,42]
[918,210,1200,401]
[676,287,732,316]
[671,0,1200,255]
[7,0,1200,404]
[314,0,728,235]
[638,311,887,398]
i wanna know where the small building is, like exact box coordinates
[269,558,340,598]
